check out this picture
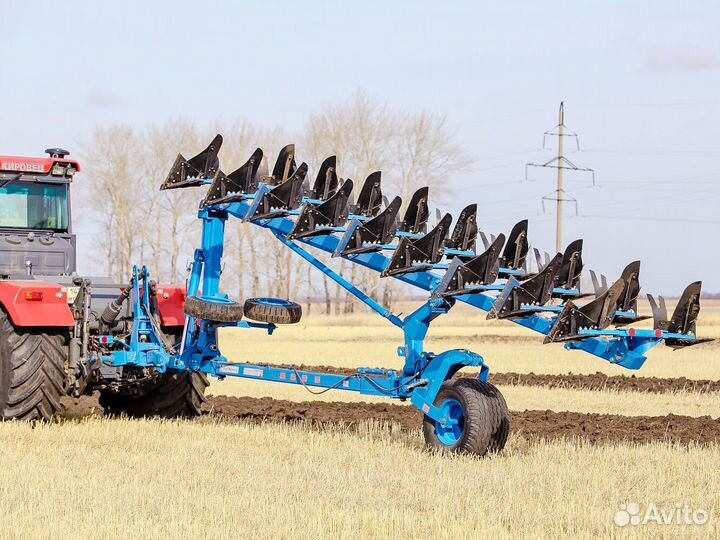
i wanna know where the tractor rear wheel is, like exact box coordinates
[99,372,208,418]
[0,309,67,420]
[422,378,510,456]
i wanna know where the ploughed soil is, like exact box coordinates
[270,364,720,394]
[60,394,720,446]
[491,372,720,394]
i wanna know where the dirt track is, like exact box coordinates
[61,394,720,446]
[270,364,720,394]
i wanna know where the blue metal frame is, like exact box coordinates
[104,181,698,430]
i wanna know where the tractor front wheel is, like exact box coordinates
[0,309,68,420]
[99,372,209,418]
[422,378,510,456]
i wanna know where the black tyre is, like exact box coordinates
[422,378,510,456]
[0,308,68,420]
[184,296,244,323]
[99,371,208,418]
[244,298,302,324]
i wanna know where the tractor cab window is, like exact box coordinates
[0,180,69,232]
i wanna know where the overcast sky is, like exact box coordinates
[1,1,719,294]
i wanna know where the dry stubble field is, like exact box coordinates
[1,299,719,539]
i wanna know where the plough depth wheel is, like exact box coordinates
[243,298,302,324]
[184,296,244,323]
[423,378,510,455]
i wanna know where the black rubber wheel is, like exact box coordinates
[0,308,68,420]
[422,378,510,456]
[99,372,208,418]
[244,298,302,324]
[184,296,244,323]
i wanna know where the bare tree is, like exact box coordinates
[77,98,467,314]
[303,92,468,311]
[78,125,146,281]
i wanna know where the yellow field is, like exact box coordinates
[0,418,716,540]
[218,299,720,381]
[0,300,718,539]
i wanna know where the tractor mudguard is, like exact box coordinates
[0,280,74,327]
[154,285,187,327]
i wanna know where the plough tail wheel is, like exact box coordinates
[99,372,208,418]
[422,378,509,456]
[184,296,244,323]
[244,298,302,324]
[0,308,67,421]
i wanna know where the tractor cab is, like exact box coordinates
[0,149,80,277]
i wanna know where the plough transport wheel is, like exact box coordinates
[243,298,302,324]
[422,379,510,455]
[99,372,208,418]
[184,296,244,323]
[0,308,67,421]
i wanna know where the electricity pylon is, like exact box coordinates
[526,102,595,253]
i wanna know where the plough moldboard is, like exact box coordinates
[114,134,707,455]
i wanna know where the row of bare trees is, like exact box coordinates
[76,94,468,313]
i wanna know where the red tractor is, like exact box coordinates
[0,149,202,420]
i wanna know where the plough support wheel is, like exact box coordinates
[243,298,302,324]
[184,296,244,323]
[422,378,509,455]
